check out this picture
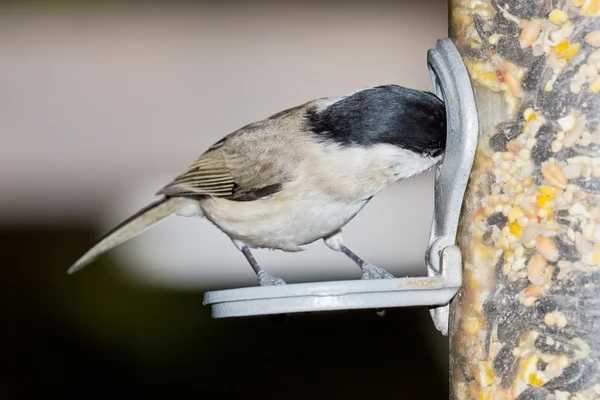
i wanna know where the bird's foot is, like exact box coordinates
[257,271,286,286]
[361,264,394,280]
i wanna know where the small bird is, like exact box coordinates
[68,84,446,285]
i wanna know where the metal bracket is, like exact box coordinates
[203,38,478,335]
[425,38,479,334]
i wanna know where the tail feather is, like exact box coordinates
[68,197,183,274]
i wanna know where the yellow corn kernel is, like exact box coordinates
[539,186,558,197]
[590,78,600,93]
[480,71,498,82]
[556,40,570,52]
[572,0,585,6]
[509,207,525,222]
[594,244,600,264]
[549,9,569,24]
[478,362,496,387]
[557,42,581,61]
[465,60,505,92]
[528,371,548,387]
[518,355,539,383]
[537,194,554,209]
[524,112,541,131]
[509,220,523,239]
[537,195,554,220]
[565,43,581,60]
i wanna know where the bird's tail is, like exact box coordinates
[68,197,186,274]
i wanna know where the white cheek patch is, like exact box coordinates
[323,143,439,181]
[386,146,441,180]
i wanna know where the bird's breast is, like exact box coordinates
[199,187,370,251]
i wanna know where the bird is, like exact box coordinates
[68,84,446,286]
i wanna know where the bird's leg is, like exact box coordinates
[231,239,286,286]
[324,230,394,280]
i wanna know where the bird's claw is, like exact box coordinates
[257,271,286,286]
[361,264,394,280]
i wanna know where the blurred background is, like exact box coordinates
[2,0,449,398]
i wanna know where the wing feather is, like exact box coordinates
[157,106,305,200]
[156,146,236,197]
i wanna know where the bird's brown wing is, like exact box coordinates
[156,139,237,198]
[156,119,300,201]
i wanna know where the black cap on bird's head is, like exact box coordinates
[305,84,446,158]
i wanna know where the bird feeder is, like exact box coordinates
[203,38,479,336]
[447,1,600,398]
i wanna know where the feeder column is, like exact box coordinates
[448,0,600,399]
